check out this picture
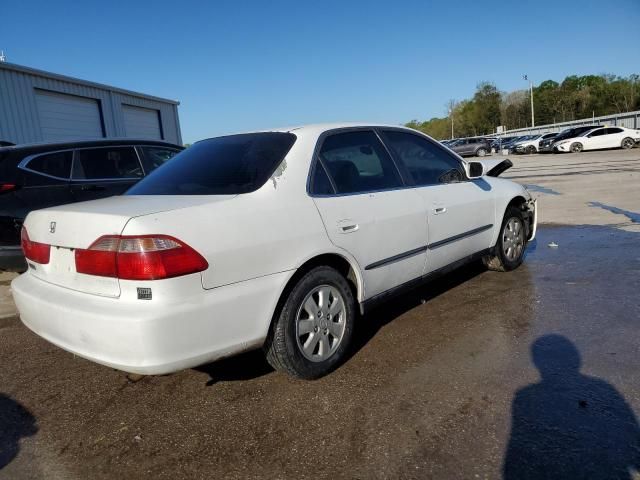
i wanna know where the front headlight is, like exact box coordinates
[556,140,570,146]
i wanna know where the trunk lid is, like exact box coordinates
[23,195,234,297]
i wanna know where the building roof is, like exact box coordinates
[0,62,179,105]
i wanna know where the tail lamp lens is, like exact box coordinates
[0,183,18,194]
[21,227,51,264]
[75,235,208,280]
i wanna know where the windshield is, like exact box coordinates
[127,132,296,195]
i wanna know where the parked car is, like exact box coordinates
[490,136,518,152]
[13,124,537,379]
[554,126,640,153]
[499,136,535,153]
[538,126,599,153]
[0,139,183,270]
[448,137,492,157]
[514,133,558,154]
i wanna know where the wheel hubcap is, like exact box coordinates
[502,217,525,262]
[295,285,346,362]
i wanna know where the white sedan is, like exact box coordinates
[12,124,537,379]
[554,126,640,153]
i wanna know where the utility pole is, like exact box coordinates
[523,75,534,127]
[449,107,454,139]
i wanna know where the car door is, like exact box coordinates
[70,146,144,202]
[310,129,428,299]
[582,128,606,150]
[379,129,495,274]
[602,128,625,149]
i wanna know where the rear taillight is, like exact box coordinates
[75,235,208,280]
[21,227,51,264]
[0,183,18,194]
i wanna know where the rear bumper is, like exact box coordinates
[12,270,290,374]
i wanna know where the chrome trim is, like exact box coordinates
[17,144,162,182]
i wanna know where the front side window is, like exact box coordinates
[318,130,402,194]
[73,147,142,180]
[588,129,605,137]
[26,151,72,179]
[380,130,463,186]
[127,132,296,195]
[139,147,180,174]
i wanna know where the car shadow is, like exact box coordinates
[194,349,274,387]
[346,260,488,363]
[0,393,37,470]
[503,335,640,479]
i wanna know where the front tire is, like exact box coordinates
[621,137,635,149]
[526,145,537,154]
[483,206,527,272]
[264,266,355,379]
[570,142,583,153]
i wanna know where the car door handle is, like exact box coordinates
[79,184,106,191]
[337,219,359,233]
[433,207,447,215]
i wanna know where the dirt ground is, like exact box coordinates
[1,148,639,479]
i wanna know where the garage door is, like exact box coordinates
[123,105,162,140]
[35,90,104,142]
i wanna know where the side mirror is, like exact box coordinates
[467,161,485,179]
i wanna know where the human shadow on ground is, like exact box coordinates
[0,393,37,470]
[503,334,640,479]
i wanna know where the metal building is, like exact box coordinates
[0,62,182,145]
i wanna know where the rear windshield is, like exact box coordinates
[127,132,296,195]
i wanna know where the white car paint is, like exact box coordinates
[12,123,537,375]
[554,126,640,152]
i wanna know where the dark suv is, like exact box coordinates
[1,139,183,269]
[448,137,492,157]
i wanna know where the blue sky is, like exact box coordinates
[2,0,639,143]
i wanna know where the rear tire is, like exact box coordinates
[570,142,583,153]
[476,148,487,157]
[483,206,527,272]
[621,137,635,149]
[264,266,355,379]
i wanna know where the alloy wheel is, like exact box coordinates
[502,217,525,262]
[295,285,346,362]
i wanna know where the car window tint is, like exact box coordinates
[319,131,402,194]
[26,151,72,179]
[606,128,623,134]
[589,129,605,137]
[139,147,180,174]
[381,130,463,186]
[127,133,296,195]
[74,147,142,180]
[310,162,335,195]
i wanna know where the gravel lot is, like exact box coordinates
[1,148,639,479]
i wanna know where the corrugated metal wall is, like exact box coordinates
[497,110,640,137]
[0,63,182,145]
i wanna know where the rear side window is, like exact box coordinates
[139,147,180,174]
[127,132,296,195]
[606,128,623,134]
[25,151,73,179]
[73,147,143,180]
[380,130,463,186]
[310,162,335,195]
[319,130,402,194]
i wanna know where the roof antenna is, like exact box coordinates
[0,51,6,62]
